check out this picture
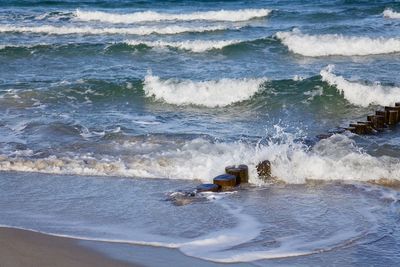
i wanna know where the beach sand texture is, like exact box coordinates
[0,227,140,267]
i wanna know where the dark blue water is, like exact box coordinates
[1,1,400,265]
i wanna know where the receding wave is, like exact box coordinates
[143,74,267,107]
[276,30,400,56]
[0,24,232,35]
[75,8,271,23]
[320,65,400,107]
[124,39,243,52]
[383,8,400,19]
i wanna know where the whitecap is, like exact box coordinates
[75,8,271,23]
[276,30,400,56]
[143,74,266,107]
[124,39,241,52]
[320,65,400,107]
[0,24,232,36]
[383,8,400,19]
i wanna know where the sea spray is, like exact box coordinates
[1,127,399,184]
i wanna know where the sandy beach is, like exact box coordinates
[0,227,140,267]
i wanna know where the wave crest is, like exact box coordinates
[276,30,400,56]
[383,8,400,19]
[75,8,271,23]
[143,74,266,107]
[320,65,400,107]
[124,39,241,52]
[0,24,231,35]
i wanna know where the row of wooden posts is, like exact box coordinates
[192,103,400,193]
[346,102,400,134]
[195,160,272,192]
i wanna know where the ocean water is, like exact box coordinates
[1,0,400,265]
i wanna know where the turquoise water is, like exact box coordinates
[1,1,400,265]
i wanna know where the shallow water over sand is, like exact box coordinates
[0,172,399,265]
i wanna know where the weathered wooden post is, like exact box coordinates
[349,123,366,134]
[367,115,380,130]
[225,165,249,185]
[376,110,388,125]
[196,184,220,193]
[357,121,375,134]
[392,106,400,123]
[389,110,398,125]
[375,115,385,129]
[385,107,399,125]
[213,174,236,190]
[256,160,271,180]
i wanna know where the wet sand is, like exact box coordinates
[0,227,141,267]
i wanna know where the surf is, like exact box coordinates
[74,8,272,23]
[321,65,400,107]
[276,30,400,56]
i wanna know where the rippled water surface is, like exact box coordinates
[1,0,400,265]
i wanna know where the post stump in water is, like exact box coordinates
[388,110,398,126]
[225,165,249,185]
[213,174,236,190]
[376,110,388,125]
[256,160,271,180]
[196,183,220,193]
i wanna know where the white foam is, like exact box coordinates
[124,39,241,52]
[143,74,266,107]
[320,65,400,107]
[302,86,323,103]
[75,8,271,23]
[0,24,231,36]
[383,8,400,19]
[276,30,400,56]
[0,128,399,184]
[180,203,262,261]
[292,75,305,81]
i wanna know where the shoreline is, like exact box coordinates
[0,227,142,267]
[0,226,241,267]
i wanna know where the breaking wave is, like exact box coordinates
[124,39,242,52]
[143,74,267,107]
[276,30,400,56]
[383,8,400,19]
[0,129,399,185]
[320,65,400,107]
[0,24,232,35]
[74,8,271,23]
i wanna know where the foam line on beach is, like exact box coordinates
[321,65,400,107]
[74,8,271,23]
[0,225,181,248]
[276,30,400,56]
